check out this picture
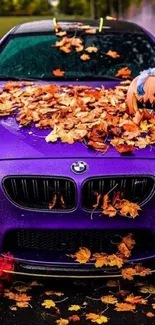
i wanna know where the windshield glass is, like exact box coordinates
[0,32,155,80]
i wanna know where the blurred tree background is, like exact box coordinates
[0,0,149,17]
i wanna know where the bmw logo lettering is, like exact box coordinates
[71,161,88,174]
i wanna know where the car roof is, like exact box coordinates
[12,19,143,35]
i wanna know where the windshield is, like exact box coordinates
[0,32,155,80]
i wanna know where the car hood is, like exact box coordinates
[0,80,155,160]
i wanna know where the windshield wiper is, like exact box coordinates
[0,75,122,82]
[0,76,43,81]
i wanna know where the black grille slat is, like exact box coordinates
[3,229,155,255]
[3,176,76,211]
[82,176,155,210]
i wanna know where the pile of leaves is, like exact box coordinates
[3,276,155,324]
[67,233,151,281]
[1,80,155,155]
[92,191,141,218]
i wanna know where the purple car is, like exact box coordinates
[0,19,155,278]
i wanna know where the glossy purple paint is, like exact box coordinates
[0,22,155,275]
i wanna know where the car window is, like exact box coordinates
[0,32,155,79]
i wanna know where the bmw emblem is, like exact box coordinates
[71,161,88,174]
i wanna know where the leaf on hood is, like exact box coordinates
[102,205,117,217]
[67,247,91,264]
[121,267,136,280]
[115,302,136,312]
[115,144,135,154]
[16,301,29,308]
[86,313,109,324]
[92,253,124,268]
[44,291,64,297]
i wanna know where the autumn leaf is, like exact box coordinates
[146,312,155,317]
[68,315,80,322]
[49,194,57,209]
[29,281,43,287]
[92,253,124,268]
[121,267,136,280]
[56,319,69,325]
[101,194,109,210]
[93,192,101,208]
[86,313,108,324]
[115,144,135,154]
[14,285,31,293]
[119,200,141,218]
[135,265,152,277]
[44,291,64,297]
[68,247,91,264]
[14,293,32,302]
[140,285,155,294]
[86,46,98,53]
[152,304,155,309]
[68,305,81,311]
[80,54,90,61]
[107,50,120,58]
[115,302,136,312]
[122,233,136,250]
[75,45,84,52]
[60,45,71,53]
[101,295,118,304]
[16,301,29,308]
[102,205,117,217]
[116,67,131,79]
[53,69,65,77]
[41,299,56,309]
[10,306,17,311]
[125,294,147,305]
[118,243,131,258]
[106,280,119,287]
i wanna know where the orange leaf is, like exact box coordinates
[121,267,136,280]
[80,54,90,61]
[103,205,117,217]
[122,233,136,250]
[85,46,98,53]
[119,200,141,218]
[53,69,65,77]
[101,194,109,210]
[68,247,91,264]
[75,45,84,52]
[146,312,155,318]
[107,50,120,58]
[116,67,131,79]
[135,265,152,277]
[86,313,108,323]
[93,192,101,208]
[115,144,135,154]
[118,243,131,258]
[16,301,29,308]
[68,315,80,322]
[101,295,118,304]
[115,302,136,312]
[60,45,71,53]
[56,319,69,325]
[125,294,147,305]
[49,194,57,209]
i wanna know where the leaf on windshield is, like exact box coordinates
[85,46,98,53]
[107,50,120,58]
[53,69,65,77]
[80,54,90,61]
[116,67,132,78]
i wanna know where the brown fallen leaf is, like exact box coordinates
[53,69,65,77]
[115,144,135,154]
[107,50,120,58]
[140,285,155,294]
[116,67,131,79]
[146,312,155,317]
[86,46,98,53]
[16,301,29,308]
[119,200,141,218]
